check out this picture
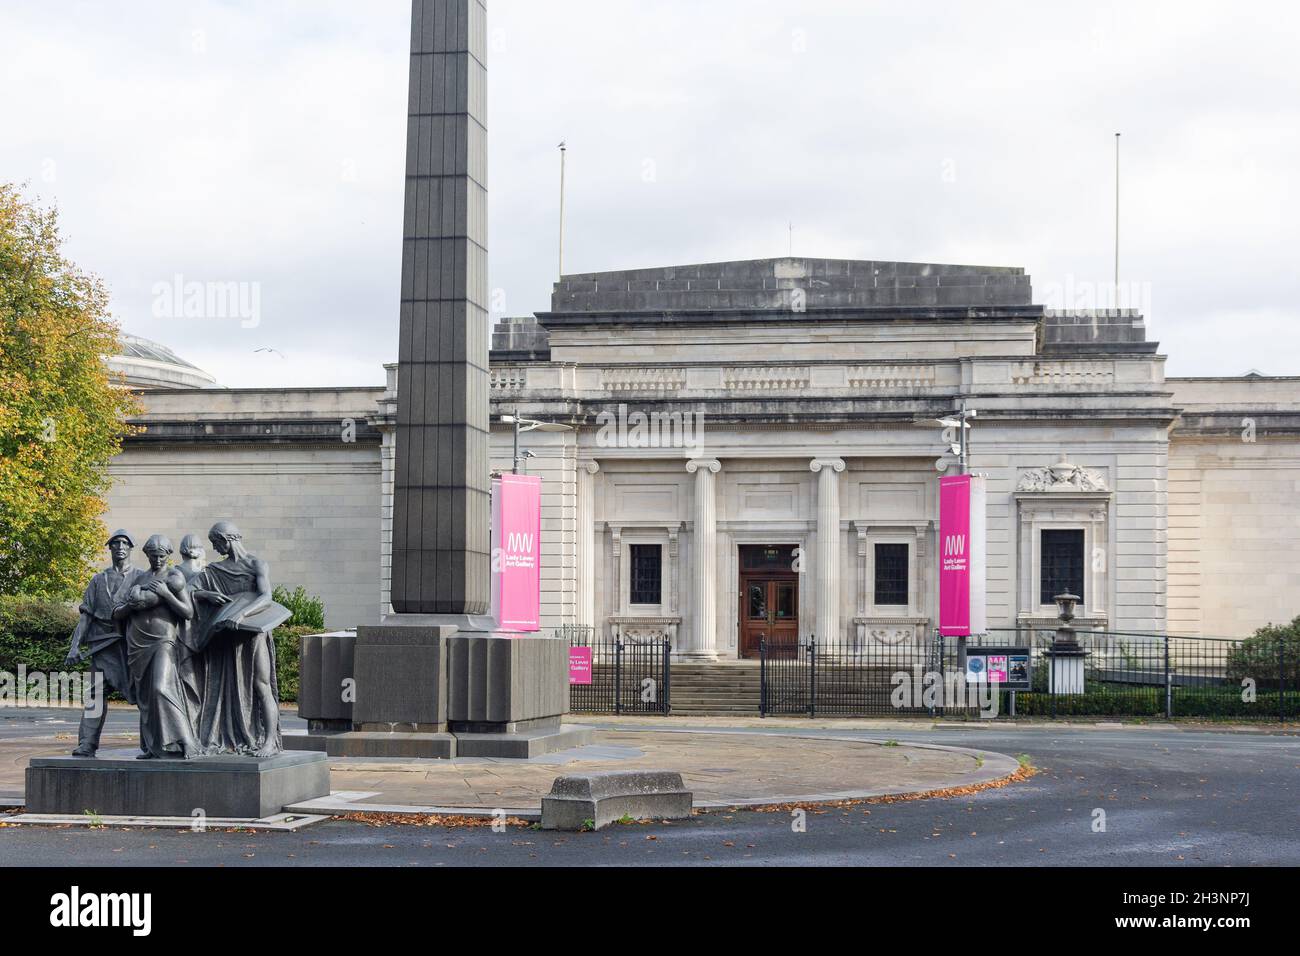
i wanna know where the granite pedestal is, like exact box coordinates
[25,750,330,819]
[287,620,589,759]
[447,631,592,756]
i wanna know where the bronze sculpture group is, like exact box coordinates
[65,522,289,760]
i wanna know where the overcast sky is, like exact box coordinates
[3,0,1297,387]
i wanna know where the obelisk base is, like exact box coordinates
[286,618,588,759]
[445,632,593,756]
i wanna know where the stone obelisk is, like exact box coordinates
[391,0,491,616]
[292,0,583,759]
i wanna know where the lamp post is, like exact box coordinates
[917,405,977,473]
[501,409,573,474]
[919,405,982,673]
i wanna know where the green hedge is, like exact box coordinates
[274,624,317,703]
[0,595,81,674]
[1008,687,1297,719]
[0,591,322,705]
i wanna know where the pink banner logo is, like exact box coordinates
[491,474,541,632]
[569,646,592,685]
[939,474,987,636]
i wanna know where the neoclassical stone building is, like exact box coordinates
[104,258,1300,653]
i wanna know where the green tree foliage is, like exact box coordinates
[0,184,141,598]
[272,585,325,630]
[1227,615,1300,689]
[269,586,326,702]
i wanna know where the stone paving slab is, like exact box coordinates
[0,726,1017,813]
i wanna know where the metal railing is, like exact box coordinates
[951,628,1296,721]
[760,634,941,717]
[560,625,671,715]
[757,628,1296,721]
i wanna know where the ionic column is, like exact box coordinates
[810,458,846,643]
[685,458,721,660]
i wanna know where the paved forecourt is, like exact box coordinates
[0,708,1018,816]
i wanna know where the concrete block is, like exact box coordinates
[541,770,693,830]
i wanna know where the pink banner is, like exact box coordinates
[939,474,986,636]
[569,646,592,685]
[491,473,541,632]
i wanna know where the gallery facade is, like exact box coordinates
[104,257,1300,656]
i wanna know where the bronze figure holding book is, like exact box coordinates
[64,521,290,759]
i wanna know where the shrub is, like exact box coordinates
[273,585,325,631]
[0,594,80,674]
[273,624,319,703]
[1226,616,1300,689]
[0,589,329,707]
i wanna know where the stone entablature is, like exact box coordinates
[486,355,1165,403]
[541,313,1043,366]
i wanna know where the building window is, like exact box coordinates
[874,543,909,606]
[1040,529,1085,605]
[629,544,662,605]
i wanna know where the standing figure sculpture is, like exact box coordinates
[112,535,199,759]
[64,530,146,757]
[189,521,289,756]
[174,532,208,722]
[176,534,206,583]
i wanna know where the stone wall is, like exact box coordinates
[1166,378,1300,638]
[107,386,386,631]
[105,444,382,630]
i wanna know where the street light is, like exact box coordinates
[915,404,978,473]
[500,410,573,474]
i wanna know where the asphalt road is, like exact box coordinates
[2,710,1296,866]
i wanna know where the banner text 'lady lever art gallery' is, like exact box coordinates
[940,474,987,637]
[491,474,541,632]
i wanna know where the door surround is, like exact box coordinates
[736,543,801,659]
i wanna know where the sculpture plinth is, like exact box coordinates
[289,620,590,758]
[26,750,329,819]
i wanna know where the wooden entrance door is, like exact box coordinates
[738,545,799,659]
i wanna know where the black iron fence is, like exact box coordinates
[560,625,671,715]
[759,629,1296,721]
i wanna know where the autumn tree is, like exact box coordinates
[0,183,141,598]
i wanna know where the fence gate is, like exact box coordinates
[561,625,671,715]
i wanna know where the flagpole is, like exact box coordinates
[1114,132,1120,309]
[558,141,567,279]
